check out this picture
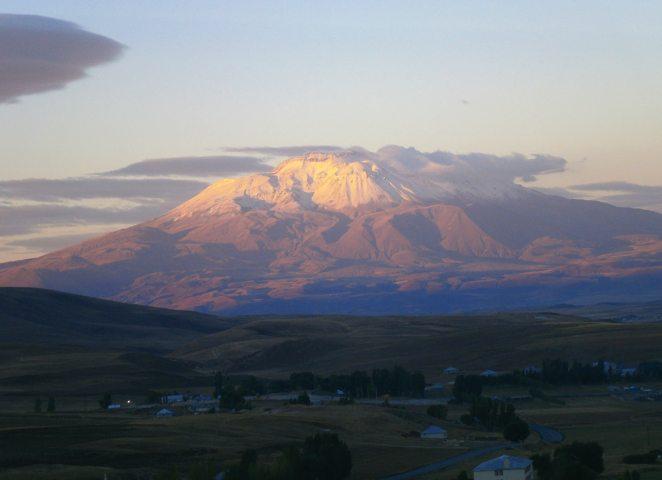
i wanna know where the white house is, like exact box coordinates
[480,369,498,378]
[421,425,447,439]
[473,455,533,480]
[444,367,459,375]
[155,408,174,417]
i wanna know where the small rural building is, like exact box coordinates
[191,394,214,402]
[444,367,459,375]
[161,393,185,404]
[473,455,533,480]
[107,404,121,410]
[480,369,498,378]
[424,383,445,397]
[592,360,619,375]
[523,365,541,375]
[421,425,447,439]
[155,408,174,417]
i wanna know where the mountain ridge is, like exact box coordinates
[1,147,660,314]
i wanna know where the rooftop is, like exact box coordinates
[422,425,446,434]
[473,455,532,472]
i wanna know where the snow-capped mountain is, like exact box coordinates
[1,147,661,314]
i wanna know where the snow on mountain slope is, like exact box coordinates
[162,147,538,221]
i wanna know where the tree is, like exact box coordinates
[453,375,482,401]
[154,465,180,480]
[411,372,426,398]
[34,397,42,413]
[426,404,448,420]
[550,454,597,480]
[290,372,316,390]
[99,392,112,409]
[555,441,604,475]
[620,471,641,480]
[460,413,474,426]
[302,432,352,480]
[297,392,311,405]
[531,453,554,480]
[46,396,55,413]
[456,471,469,480]
[503,418,530,442]
[189,459,218,480]
[213,372,224,398]
[219,385,246,411]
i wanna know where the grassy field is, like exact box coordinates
[174,314,662,378]
[1,288,661,479]
[0,386,660,479]
[0,400,483,479]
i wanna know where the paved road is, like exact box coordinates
[380,422,563,480]
[380,444,511,480]
[529,423,564,443]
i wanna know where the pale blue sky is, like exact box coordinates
[1,0,661,187]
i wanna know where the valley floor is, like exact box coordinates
[0,384,661,479]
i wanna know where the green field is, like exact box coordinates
[1,288,661,479]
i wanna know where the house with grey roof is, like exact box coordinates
[473,455,533,480]
[421,425,447,439]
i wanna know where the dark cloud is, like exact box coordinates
[0,177,210,241]
[0,202,167,237]
[570,181,662,194]
[461,153,567,182]
[100,155,271,177]
[377,146,567,183]
[0,177,207,202]
[532,186,584,199]
[224,145,344,157]
[569,181,662,213]
[6,232,105,250]
[0,14,124,103]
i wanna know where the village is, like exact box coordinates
[77,359,662,479]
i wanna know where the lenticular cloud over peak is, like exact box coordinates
[0,14,125,104]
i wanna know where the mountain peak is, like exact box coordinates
[165,150,417,220]
[163,147,536,222]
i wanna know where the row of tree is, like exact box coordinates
[460,396,530,442]
[289,366,427,398]
[455,359,662,391]
[527,359,612,384]
[213,366,427,399]
[225,433,352,480]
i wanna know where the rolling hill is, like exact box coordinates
[172,314,662,377]
[0,287,231,351]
